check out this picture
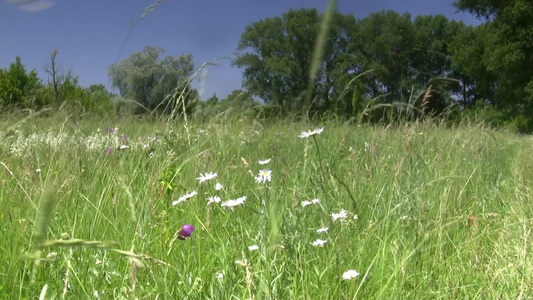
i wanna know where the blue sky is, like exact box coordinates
[0,0,481,100]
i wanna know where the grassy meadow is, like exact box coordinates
[0,116,532,299]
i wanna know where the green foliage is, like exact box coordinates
[0,57,41,108]
[453,0,533,131]
[355,11,414,102]
[108,46,197,113]
[193,90,260,120]
[38,75,114,115]
[233,9,468,122]
[234,8,360,113]
[158,164,180,202]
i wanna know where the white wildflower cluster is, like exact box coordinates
[2,126,167,157]
[7,130,70,157]
[84,129,122,151]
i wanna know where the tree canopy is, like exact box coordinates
[452,0,533,130]
[109,46,196,112]
[0,57,40,107]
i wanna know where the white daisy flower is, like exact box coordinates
[35,168,41,173]
[353,214,358,220]
[216,270,225,279]
[248,245,259,251]
[215,182,223,190]
[255,169,272,184]
[258,158,271,165]
[312,239,327,247]
[342,269,360,280]
[364,142,370,152]
[207,196,221,205]
[301,200,312,207]
[221,196,247,208]
[119,145,129,150]
[316,227,329,234]
[331,209,348,222]
[303,198,320,206]
[298,127,324,138]
[197,172,217,183]
[172,190,198,206]
[235,260,246,266]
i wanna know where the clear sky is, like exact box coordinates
[0,0,481,100]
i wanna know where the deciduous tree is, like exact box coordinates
[108,46,196,112]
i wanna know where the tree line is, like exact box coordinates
[1,0,531,131]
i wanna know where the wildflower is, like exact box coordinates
[119,145,129,150]
[197,172,217,183]
[258,158,271,165]
[105,147,112,154]
[342,269,360,280]
[235,260,247,266]
[255,169,272,184]
[248,245,259,251]
[301,198,320,207]
[172,190,198,206]
[299,127,324,138]
[178,224,195,240]
[331,209,348,222]
[353,214,358,220]
[216,270,225,279]
[312,239,327,247]
[35,168,41,173]
[316,227,328,234]
[215,183,223,191]
[207,196,221,205]
[221,196,246,209]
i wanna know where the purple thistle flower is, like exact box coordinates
[105,147,112,154]
[178,224,195,240]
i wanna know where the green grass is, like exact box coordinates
[0,116,532,299]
